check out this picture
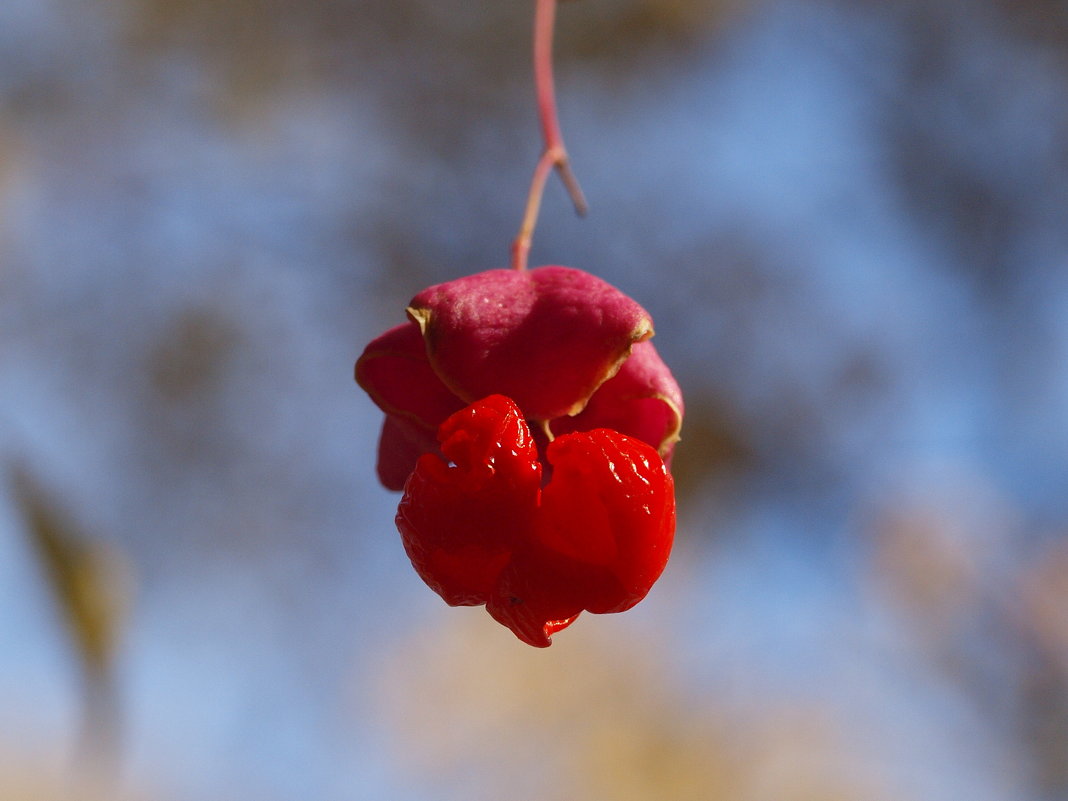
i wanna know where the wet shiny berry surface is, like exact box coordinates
[396,395,676,646]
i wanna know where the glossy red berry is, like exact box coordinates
[396,395,541,607]
[398,395,676,647]
[356,265,683,645]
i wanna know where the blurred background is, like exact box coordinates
[2,0,1068,798]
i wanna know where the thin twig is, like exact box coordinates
[511,0,587,271]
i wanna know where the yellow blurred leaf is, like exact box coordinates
[11,466,129,681]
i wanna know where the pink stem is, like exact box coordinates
[511,0,587,272]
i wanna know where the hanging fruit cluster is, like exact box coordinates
[355,1,683,647]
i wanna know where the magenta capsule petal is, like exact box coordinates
[356,322,466,489]
[375,415,439,492]
[550,340,683,462]
[407,266,653,421]
[355,321,466,432]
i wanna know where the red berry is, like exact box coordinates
[397,395,676,646]
[538,428,675,613]
[396,395,541,607]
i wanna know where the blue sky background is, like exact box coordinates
[2,1,1068,799]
